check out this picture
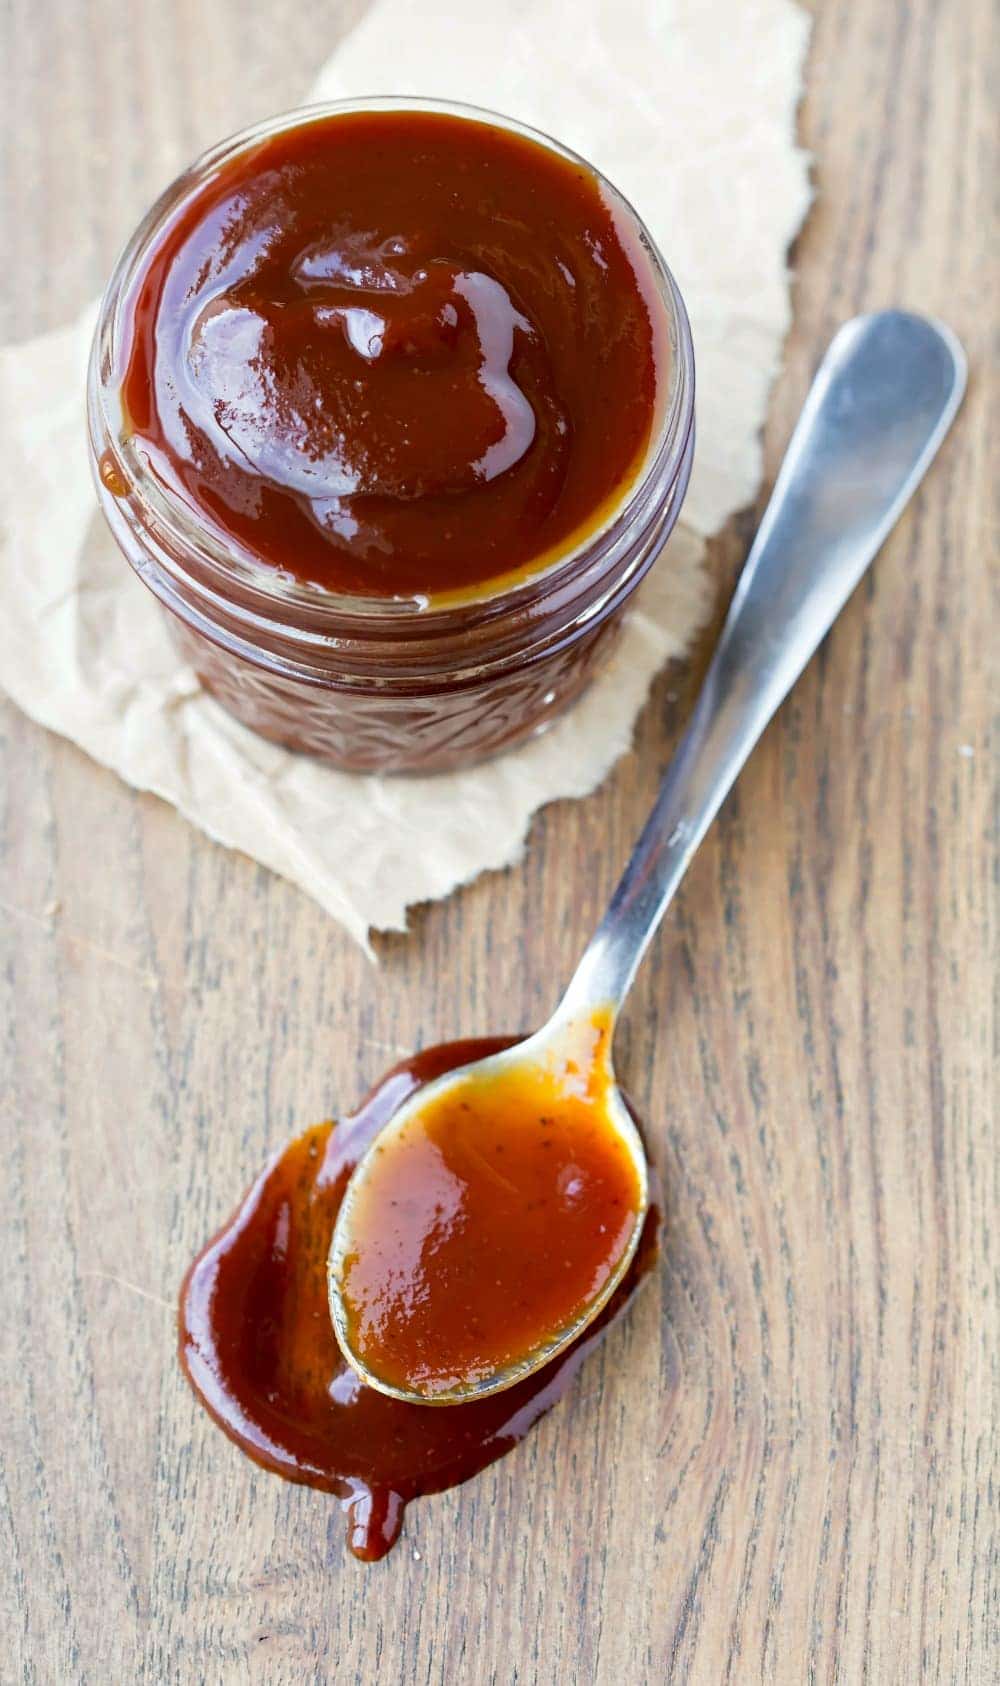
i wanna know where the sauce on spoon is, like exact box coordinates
[180,1036,659,1561]
[334,1010,644,1401]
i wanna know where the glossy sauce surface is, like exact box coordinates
[338,1014,642,1399]
[121,109,661,598]
[180,1038,659,1561]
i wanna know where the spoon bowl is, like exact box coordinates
[329,1006,649,1404]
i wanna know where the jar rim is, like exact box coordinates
[89,94,695,646]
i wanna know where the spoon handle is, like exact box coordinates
[562,310,966,1020]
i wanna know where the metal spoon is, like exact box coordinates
[329,310,966,1405]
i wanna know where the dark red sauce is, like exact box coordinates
[120,108,661,599]
[180,1037,659,1561]
[337,1010,643,1401]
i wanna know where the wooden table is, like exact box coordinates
[2,2,995,1679]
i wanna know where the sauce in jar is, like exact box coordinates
[91,99,694,771]
[119,108,661,601]
[179,1037,659,1560]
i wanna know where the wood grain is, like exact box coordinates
[1,1,996,1680]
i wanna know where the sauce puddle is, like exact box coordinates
[180,1037,659,1561]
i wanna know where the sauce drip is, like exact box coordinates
[180,1038,659,1561]
[120,109,661,598]
[338,1013,643,1400]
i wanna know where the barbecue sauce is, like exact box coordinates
[336,1012,643,1400]
[120,108,661,599]
[180,1037,658,1561]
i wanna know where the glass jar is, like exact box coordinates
[88,98,695,775]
